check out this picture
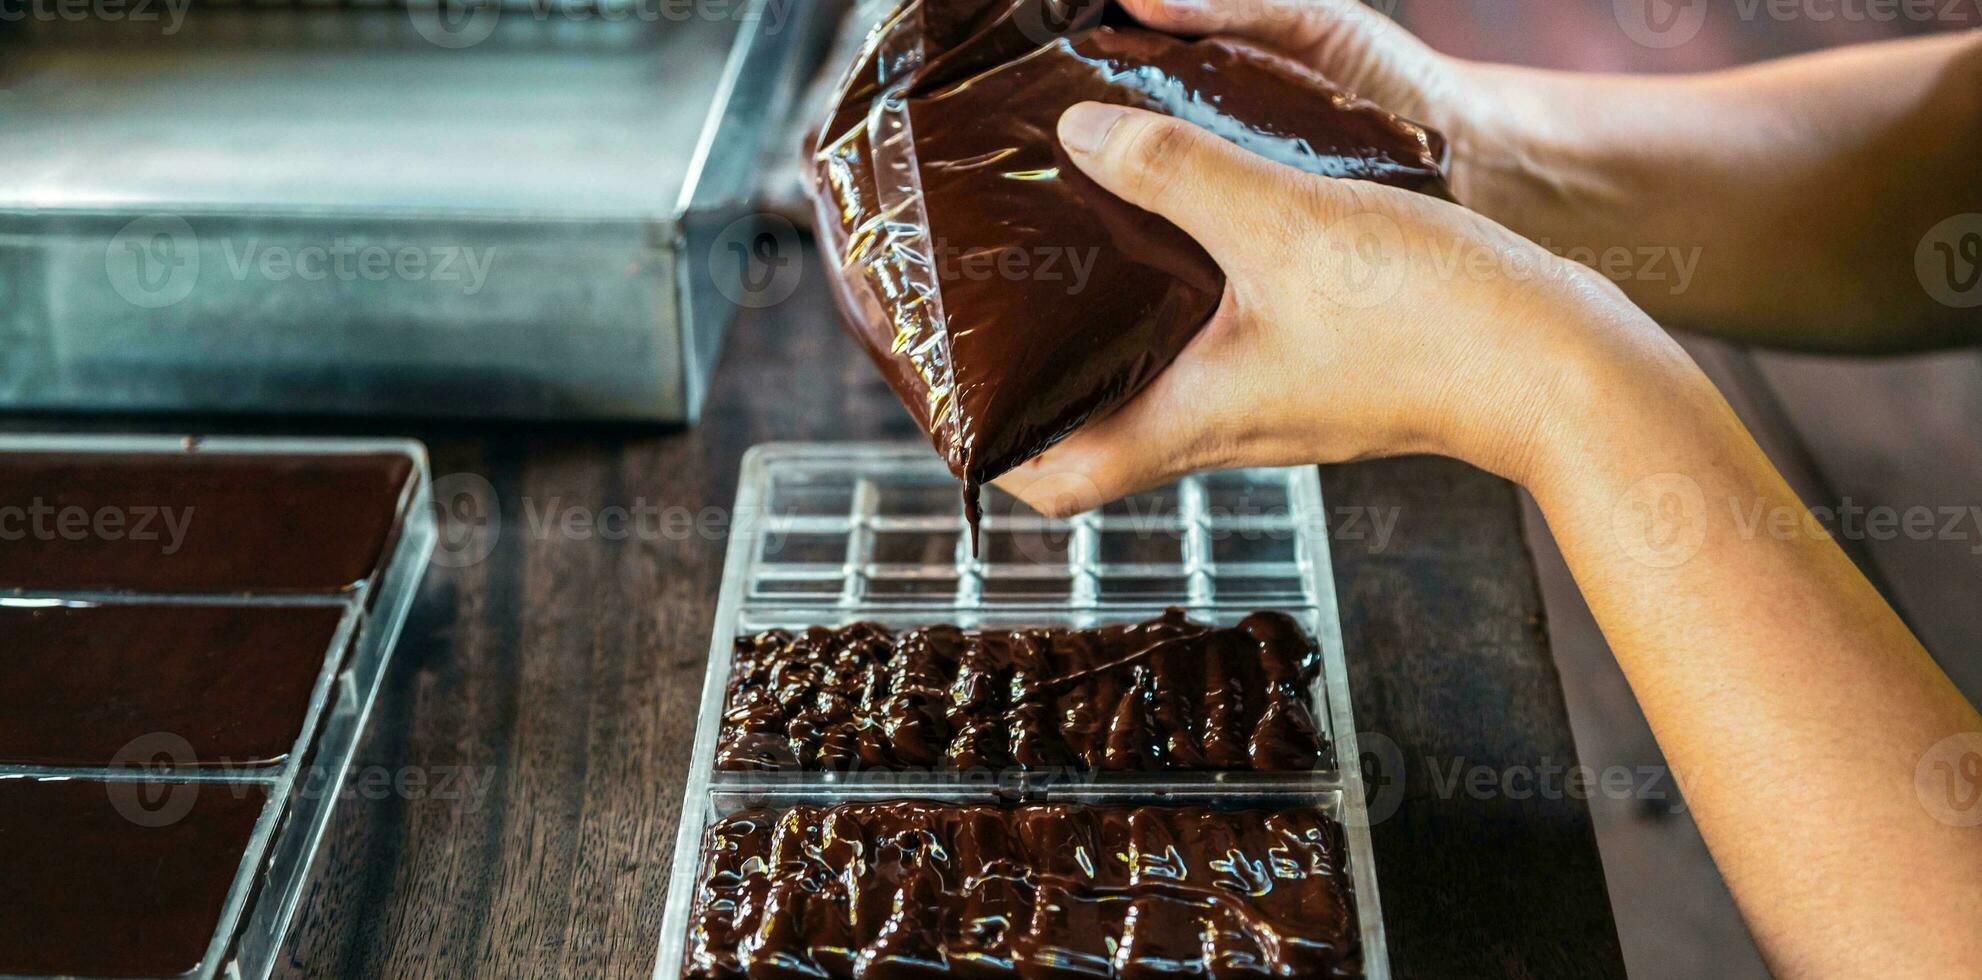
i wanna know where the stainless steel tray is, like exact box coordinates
[0,435,437,980]
[0,0,834,422]
[653,442,1391,978]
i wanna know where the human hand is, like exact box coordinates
[1117,0,1500,203]
[994,102,1699,516]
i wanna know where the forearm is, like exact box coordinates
[1524,333,1982,975]
[1451,31,1982,351]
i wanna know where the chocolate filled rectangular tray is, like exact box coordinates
[655,443,1389,978]
[0,435,436,980]
[682,799,1363,978]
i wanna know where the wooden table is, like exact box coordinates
[115,243,1610,979]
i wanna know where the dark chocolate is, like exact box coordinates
[0,602,346,768]
[814,0,1449,535]
[682,801,1363,978]
[0,452,413,593]
[715,609,1324,772]
[0,777,269,978]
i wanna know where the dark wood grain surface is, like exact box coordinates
[133,245,1613,979]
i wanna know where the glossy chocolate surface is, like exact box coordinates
[682,801,1362,978]
[0,777,269,978]
[0,602,346,768]
[0,452,413,593]
[715,609,1324,772]
[814,0,1448,523]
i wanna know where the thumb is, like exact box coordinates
[1057,102,1299,272]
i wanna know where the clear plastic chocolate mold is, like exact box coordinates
[655,443,1389,979]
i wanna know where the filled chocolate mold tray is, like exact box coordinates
[655,444,1388,978]
[0,436,436,980]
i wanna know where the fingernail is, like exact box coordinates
[1059,103,1128,156]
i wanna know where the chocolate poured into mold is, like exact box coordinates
[714,609,1324,773]
[813,0,1449,542]
[0,602,346,768]
[0,777,269,979]
[681,801,1363,979]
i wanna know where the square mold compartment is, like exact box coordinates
[657,443,1390,979]
[740,444,1325,611]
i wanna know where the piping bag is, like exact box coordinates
[810,0,1450,548]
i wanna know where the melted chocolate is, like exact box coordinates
[813,0,1449,536]
[682,801,1363,978]
[715,609,1323,772]
[0,452,413,593]
[0,777,269,978]
[0,602,346,768]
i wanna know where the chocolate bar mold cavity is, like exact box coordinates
[0,435,436,980]
[0,602,356,769]
[655,442,1389,979]
[0,447,413,594]
[712,611,1333,775]
[680,797,1364,979]
[660,785,1387,980]
[0,776,275,979]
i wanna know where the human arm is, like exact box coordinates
[1121,0,1982,351]
[998,101,1982,976]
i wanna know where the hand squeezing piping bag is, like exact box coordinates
[810,0,1451,544]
